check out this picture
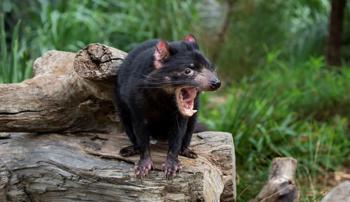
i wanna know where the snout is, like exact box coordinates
[209,78,221,90]
[195,68,221,91]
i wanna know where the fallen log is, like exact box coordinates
[0,44,236,201]
[0,44,126,133]
[251,157,298,202]
[0,131,235,201]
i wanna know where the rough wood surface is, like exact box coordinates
[321,181,350,202]
[0,131,235,202]
[0,44,236,201]
[0,44,126,133]
[251,157,298,202]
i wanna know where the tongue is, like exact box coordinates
[176,87,198,117]
[182,88,197,102]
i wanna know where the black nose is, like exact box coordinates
[209,79,221,90]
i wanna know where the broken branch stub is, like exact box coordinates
[74,43,125,80]
[251,157,298,202]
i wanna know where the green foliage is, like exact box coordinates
[211,0,349,79]
[0,14,32,83]
[2,0,200,52]
[200,55,350,201]
[2,1,350,201]
[221,0,291,71]
[0,0,200,83]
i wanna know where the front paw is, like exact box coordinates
[135,157,153,178]
[163,157,182,179]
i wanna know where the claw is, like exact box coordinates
[163,158,181,179]
[179,148,198,159]
[135,158,153,178]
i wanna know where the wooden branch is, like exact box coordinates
[212,0,234,62]
[0,44,126,133]
[0,44,236,201]
[251,157,298,202]
[326,0,346,66]
[0,131,236,201]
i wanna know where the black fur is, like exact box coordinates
[114,37,220,178]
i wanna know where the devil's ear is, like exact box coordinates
[154,40,169,69]
[184,34,196,43]
[184,34,199,49]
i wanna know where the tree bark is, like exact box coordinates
[321,181,350,202]
[212,0,234,63]
[326,0,346,67]
[0,44,236,201]
[251,157,298,202]
[0,131,235,202]
[0,44,126,133]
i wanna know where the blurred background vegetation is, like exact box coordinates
[1,0,350,201]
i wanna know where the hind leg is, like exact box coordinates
[119,116,140,157]
[115,99,140,157]
[119,115,140,157]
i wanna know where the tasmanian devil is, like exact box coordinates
[114,34,220,178]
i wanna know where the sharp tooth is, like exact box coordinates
[192,110,197,113]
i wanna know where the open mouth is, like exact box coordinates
[175,87,198,117]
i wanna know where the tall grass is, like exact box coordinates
[200,54,350,201]
[1,0,200,83]
[0,14,32,83]
[2,1,350,201]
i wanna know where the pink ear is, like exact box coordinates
[154,40,169,69]
[184,34,197,43]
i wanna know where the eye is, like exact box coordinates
[184,68,193,75]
